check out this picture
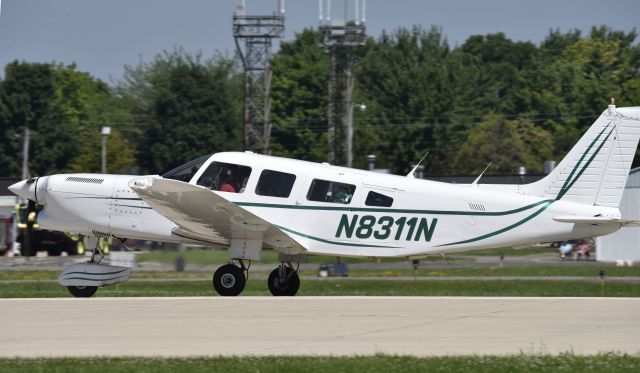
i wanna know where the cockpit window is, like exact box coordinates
[196,162,252,193]
[306,179,356,204]
[161,154,210,182]
[256,170,296,198]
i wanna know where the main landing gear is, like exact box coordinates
[212,261,248,296]
[212,261,300,297]
[268,263,300,296]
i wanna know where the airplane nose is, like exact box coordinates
[8,178,38,202]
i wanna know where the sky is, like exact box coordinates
[0,0,638,84]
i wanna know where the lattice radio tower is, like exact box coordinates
[319,0,366,167]
[233,1,285,153]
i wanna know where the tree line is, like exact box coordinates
[0,25,638,178]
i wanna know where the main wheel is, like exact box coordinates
[268,266,300,296]
[213,264,246,296]
[67,286,98,298]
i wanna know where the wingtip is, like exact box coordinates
[128,176,154,191]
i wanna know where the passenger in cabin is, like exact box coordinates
[219,171,238,193]
[333,185,354,204]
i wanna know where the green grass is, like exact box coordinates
[135,248,465,265]
[136,249,278,264]
[135,246,559,266]
[2,263,639,282]
[1,354,639,373]
[344,265,640,278]
[0,278,637,298]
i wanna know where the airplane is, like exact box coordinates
[8,100,640,297]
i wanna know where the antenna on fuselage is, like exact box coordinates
[471,161,493,186]
[406,152,429,178]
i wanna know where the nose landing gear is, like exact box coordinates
[67,285,98,298]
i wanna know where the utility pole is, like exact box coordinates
[21,127,32,257]
[319,0,366,167]
[21,128,30,180]
[101,126,111,173]
[233,0,285,154]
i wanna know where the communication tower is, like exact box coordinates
[319,0,366,167]
[233,1,285,153]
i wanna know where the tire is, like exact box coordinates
[47,247,61,256]
[212,264,246,296]
[67,286,98,298]
[268,266,300,296]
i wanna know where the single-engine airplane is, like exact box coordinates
[9,101,640,297]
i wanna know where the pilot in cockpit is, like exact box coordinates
[218,169,238,193]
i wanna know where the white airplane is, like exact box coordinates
[9,101,640,297]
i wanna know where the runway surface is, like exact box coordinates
[1,297,639,357]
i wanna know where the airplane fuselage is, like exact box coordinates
[18,151,620,258]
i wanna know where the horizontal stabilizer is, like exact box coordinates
[553,216,640,227]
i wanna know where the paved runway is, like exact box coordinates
[1,297,639,357]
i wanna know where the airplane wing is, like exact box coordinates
[553,216,640,227]
[129,177,306,252]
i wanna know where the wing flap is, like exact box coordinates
[129,177,305,251]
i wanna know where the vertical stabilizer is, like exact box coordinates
[519,104,640,207]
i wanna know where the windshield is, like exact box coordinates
[161,154,211,182]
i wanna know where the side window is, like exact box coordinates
[306,179,356,204]
[256,170,296,198]
[365,191,394,207]
[196,162,252,193]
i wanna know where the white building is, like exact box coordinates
[595,167,640,262]
[1,178,20,253]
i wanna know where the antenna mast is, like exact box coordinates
[233,1,285,153]
[319,0,366,167]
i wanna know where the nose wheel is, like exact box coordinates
[66,285,98,298]
[268,263,300,296]
[213,262,247,296]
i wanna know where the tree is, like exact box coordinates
[118,49,242,174]
[453,113,554,174]
[356,27,456,173]
[269,29,330,161]
[0,61,131,177]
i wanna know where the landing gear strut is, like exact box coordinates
[213,261,248,296]
[268,263,300,296]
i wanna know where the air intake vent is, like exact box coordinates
[469,202,486,212]
[91,230,111,237]
[66,176,104,184]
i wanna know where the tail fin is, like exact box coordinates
[520,103,640,207]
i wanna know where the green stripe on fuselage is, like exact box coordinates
[437,200,555,247]
[236,199,549,216]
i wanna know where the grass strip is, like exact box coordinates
[2,264,640,282]
[0,279,637,298]
[1,354,639,373]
